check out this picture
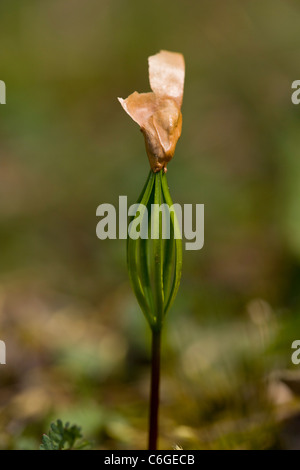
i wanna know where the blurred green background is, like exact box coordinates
[1,0,300,450]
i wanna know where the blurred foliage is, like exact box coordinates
[1,0,300,450]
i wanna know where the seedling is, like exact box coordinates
[119,50,185,450]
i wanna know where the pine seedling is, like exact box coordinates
[119,50,185,450]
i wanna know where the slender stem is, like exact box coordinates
[148,329,161,450]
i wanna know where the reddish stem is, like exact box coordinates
[148,329,161,450]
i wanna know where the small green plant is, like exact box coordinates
[40,420,91,450]
[119,50,185,450]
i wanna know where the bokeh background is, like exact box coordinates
[1,0,300,450]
